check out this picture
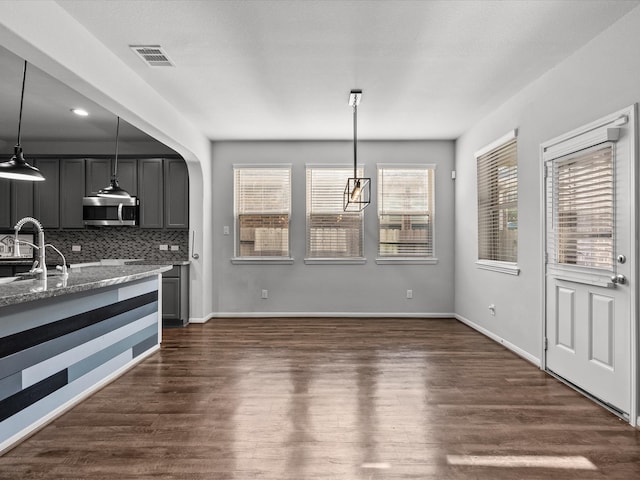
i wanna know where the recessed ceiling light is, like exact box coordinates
[71,108,89,117]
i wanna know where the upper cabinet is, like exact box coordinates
[138,158,164,229]
[116,159,138,197]
[11,181,34,227]
[1,156,187,231]
[85,158,112,196]
[139,158,189,229]
[0,179,11,229]
[85,158,138,197]
[34,158,60,229]
[60,159,86,229]
[164,158,189,229]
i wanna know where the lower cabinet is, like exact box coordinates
[162,264,189,327]
[0,264,34,277]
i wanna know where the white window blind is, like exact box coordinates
[549,143,613,270]
[306,166,363,258]
[234,166,291,257]
[377,166,434,257]
[477,135,518,263]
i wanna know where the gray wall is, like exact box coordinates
[211,140,455,316]
[454,7,640,364]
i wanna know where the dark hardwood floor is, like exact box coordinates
[1,317,639,479]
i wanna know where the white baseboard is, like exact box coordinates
[188,312,214,324]
[454,314,540,367]
[209,312,456,319]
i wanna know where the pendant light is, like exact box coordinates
[343,89,370,211]
[97,116,131,198]
[0,60,45,181]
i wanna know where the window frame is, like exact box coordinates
[475,130,520,275]
[375,163,438,265]
[304,164,366,264]
[231,164,294,264]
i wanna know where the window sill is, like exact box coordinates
[476,260,520,275]
[376,257,439,265]
[231,257,295,265]
[304,258,367,265]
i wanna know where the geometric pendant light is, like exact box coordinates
[343,89,370,211]
[0,60,45,181]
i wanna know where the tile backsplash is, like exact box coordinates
[45,228,189,264]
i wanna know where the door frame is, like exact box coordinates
[540,104,638,426]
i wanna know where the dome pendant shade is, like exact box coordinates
[98,116,131,198]
[0,145,45,181]
[0,61,45,182]
[97,176,131,198]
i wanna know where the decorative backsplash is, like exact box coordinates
[45,228,189,264]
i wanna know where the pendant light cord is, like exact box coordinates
[353,103,358,179]
[113,116,120,178]
[16,60,27,146]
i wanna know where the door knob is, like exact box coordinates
[611,274,627,285]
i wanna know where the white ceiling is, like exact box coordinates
[1,0,639,145]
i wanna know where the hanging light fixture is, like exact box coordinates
[343,89,370,211]
[0,60,45,181]
[97,116,131,198]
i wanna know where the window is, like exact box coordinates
[550,143,614,270]
[377,165,435,260]
[476,131,518,270]
[306,166,364,261]
[233,166,291,259]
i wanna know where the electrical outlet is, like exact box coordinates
[170,245,179,251]
[406,289,413,299]
[261,289,268,299]
[72,245,81,252]
[159,245,168,251]
[223,226,230,235]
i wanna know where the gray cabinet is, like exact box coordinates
[116,159,138,196]
[34,158,60,229]
[60,159,85,228]
[1,179,35,229]
[85,158,112,196]
[138,158,164,228]
[164,158,189,229]
[3,156,186,231]
[11,181,33,226]
[0,179,10,229]
[85,158,138,197]
[162,264,189,327]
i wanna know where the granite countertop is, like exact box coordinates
[126,259,191,266]
[0,259,38,266]
[0,264,172,308]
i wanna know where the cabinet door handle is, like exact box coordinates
[191,231,199,259]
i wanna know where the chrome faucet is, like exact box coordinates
[14,216,46,281]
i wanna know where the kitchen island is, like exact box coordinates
[0,264,171,454]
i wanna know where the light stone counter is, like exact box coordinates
[0,264,172,308]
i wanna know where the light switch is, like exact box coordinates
[223,226,230,235]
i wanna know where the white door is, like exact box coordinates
[544,108,635,417]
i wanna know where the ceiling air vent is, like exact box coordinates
[130,45,174,67]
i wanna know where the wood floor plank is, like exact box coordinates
[1,317,639,479]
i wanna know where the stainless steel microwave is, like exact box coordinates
[82,197,139,226]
